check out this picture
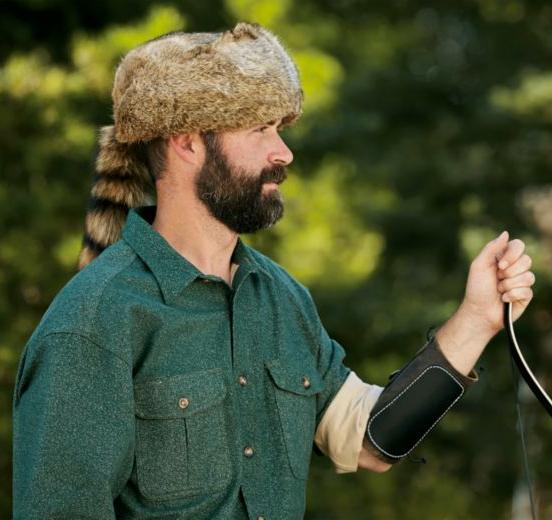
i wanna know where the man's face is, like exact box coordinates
[194,121,293,234]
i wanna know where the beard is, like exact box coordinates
[194,133,287,234]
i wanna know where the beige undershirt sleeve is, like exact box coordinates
[314,371,384,474]
[230,262,240,285]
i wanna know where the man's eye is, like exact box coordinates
[257,126,269,132]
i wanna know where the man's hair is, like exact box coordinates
[142,136,168,181]
[201,131,218,152]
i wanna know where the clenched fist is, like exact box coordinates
[462,231,536,337]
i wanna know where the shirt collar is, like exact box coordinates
[121,205,273,305]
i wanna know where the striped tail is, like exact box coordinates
[77,125,155,270]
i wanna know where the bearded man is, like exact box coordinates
[12,22,535,519]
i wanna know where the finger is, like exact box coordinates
[502,286,533,303]
[497,239,525,270]
[497,254,532,280]
[497,271,536,293]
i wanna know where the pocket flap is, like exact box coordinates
[134,367,227,419]
[265,357,324,396]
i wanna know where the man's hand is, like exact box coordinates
[461,231,536,337]
[358,436,393,473]
[436,231,536,377]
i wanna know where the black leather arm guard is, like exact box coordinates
[365,334,478,464]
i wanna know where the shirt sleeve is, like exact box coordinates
[12,332,135,519]
[303,289,352,433]
[300,286,385,474]
[314,371,383,473]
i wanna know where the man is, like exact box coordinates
[13,22,535,519]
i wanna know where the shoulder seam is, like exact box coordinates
[90,247,139,337]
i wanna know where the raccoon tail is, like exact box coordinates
[77,125,155,270]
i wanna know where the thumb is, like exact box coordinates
[488,231,509,261]
[479,230,509,265]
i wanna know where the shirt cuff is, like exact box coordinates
[314,371,383,474]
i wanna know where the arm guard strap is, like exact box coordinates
[365,335,478,463]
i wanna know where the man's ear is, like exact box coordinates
[168,133,203,166]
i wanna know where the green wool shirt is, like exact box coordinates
[13,205,352,519]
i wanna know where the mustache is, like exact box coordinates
[260,165,287,185]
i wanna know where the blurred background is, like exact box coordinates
[1,0,551,518]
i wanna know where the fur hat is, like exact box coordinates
[77,21,303,270]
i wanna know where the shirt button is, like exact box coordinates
[257,516,266,520]
[178,397,190,409]
[302,376,311,389]
[243,446,254,458]
[238,375,248,386]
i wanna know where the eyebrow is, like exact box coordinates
[255,119,283,131]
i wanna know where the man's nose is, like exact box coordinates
[268,135,294,166]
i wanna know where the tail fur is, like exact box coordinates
[77,125,155,270]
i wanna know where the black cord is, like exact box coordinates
[407,454,427,464]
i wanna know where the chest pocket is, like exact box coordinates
[265,357,325,480]
[133,367,231,500]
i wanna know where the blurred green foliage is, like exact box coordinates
[1,0,551,518]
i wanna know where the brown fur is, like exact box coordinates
[77,126,154,270]
[111,21,303,142]
[77,21,303,270]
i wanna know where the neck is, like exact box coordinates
[152,189,239,284]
